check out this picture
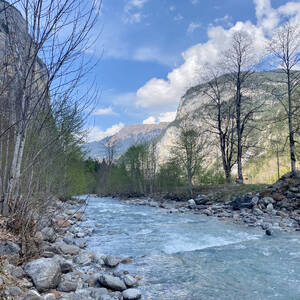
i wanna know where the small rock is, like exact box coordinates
[4,286,22,297]
[43,293,56,300]
[0,241,20,255]
[99,274,127,291]
[122,288,142,300]
[23,290,42,300]
[266,229,273,236]
[124,275,137,287]
[105,256,121,268]
[57,274,78,292]
[74,252,92,266]
[41,227,56,242]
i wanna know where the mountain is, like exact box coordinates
[156,70,294,182]
[84,122,169,159]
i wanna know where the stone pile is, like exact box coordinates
[0,198,142,300]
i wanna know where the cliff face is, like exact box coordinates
[85,122,169,159]
[156,71,288,167]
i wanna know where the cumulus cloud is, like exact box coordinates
[143,116,156,124]
[135,0,300,111]
[136,20,267,110]
[142,111,177,124]
[87,123,125,142]
[187,22,201,34]
[93,106,116,116]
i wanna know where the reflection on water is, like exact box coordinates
[81,197,300,300]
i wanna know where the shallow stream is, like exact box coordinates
[82,196,300,300]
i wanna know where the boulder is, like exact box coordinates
[123,275,137,288]
[99,274,126,291]
[0,241,20,255]
[230,195,253,210]
[122,288,142,300]
[55,242,80,255]
[105,255,121,268]
[24,258,61,292]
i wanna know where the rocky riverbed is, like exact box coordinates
[0,198,142,300]
[120,172,300,234]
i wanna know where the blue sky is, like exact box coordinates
[85,0,300,141]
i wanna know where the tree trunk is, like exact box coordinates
[287,71,296,175]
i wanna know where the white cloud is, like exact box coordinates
[124,0,148,24]
[214,15,233,27]
[142,111,177,124]
[158,111,176,123]
[187,22,201,34]
[253,0,279,34]
[136,4,272,111]
[174,14,184,21]
[93,106,116,116]
[87,123,125,142]
[143,116,156,124]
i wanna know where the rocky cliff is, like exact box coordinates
[156,71,291,177]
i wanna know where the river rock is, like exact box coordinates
[262,197,275,205]
[122,288,142,300]
[230,195,253,210]
[124,275,138,287]
[99,274,126,291]
[23,290,42,300]
[187,199,196,208]
[57,274,78,292]
[41,227,56,242]
[4,286,23,297]
[43,293,56,300]
[73,252,91,266]
[0,240,20,255]
[105,255,121,268]
[24,258,61,292]
[55,241,80,255]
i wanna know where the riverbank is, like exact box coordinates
[118,172,300,234]
[0,197,142,300]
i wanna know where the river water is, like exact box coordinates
[82,196,300,300]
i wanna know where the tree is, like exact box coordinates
[200,65,236,183]
[0,0,99,218]
[223,31,264,183]
[171,120,207,195]
[269,21,300,175]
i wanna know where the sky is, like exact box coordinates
[85,0,300,142]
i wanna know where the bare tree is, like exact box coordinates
[200,65,236,183]
[269,21,300,175]
[223,31,262,183]
[0,0,99,217]
[171,119,208,195]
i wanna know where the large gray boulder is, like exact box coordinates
[24,258,61,292]
[122,288,142,300]
[99,274,126,291]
